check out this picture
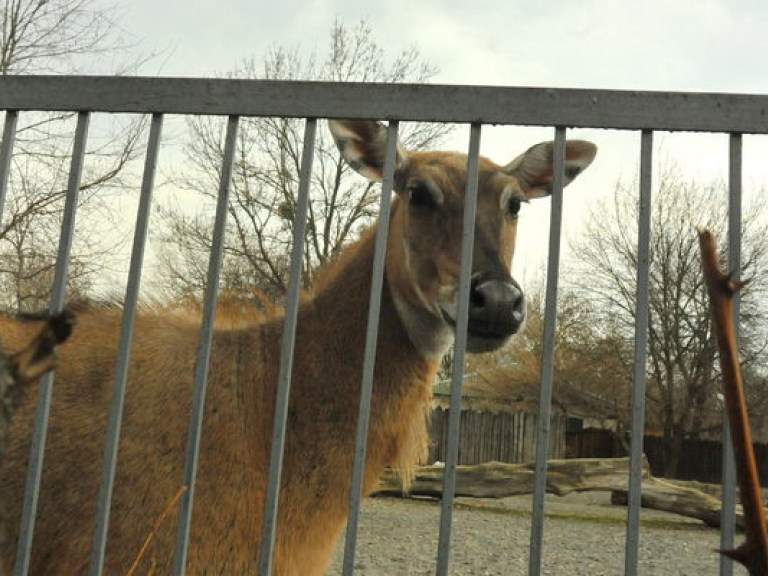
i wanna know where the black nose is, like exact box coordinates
[467,277,525,346]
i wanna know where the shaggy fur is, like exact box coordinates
[0,121,595,574]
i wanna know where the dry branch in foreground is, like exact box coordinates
[699,228,768,575]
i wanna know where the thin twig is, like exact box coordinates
[126,485,187,576]
[698,228,768,575]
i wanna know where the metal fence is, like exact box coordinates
[1,75,768,575]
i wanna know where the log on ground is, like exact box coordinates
[375,457,747,528]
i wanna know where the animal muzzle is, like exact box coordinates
[466,275,525,353]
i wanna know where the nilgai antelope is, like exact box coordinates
[0,120,596,574]
[0,310,74,572]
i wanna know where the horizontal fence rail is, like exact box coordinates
[0,76,768,133]
[0,75,761,576]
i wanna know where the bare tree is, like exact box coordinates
[155,19,452,301]
[465,287,633,430]
[569,160,768,476]
[1,0,132,74]
[1,0,148,310]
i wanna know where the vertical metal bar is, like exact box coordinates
[172,115,239,575]
[435,122,482,576]
[624,129,653,576]
[0,111,19,226]
[341,121,400,576]
[257,118,317,575]
[89,113,164,575]
[528,126,566,576]
[720,410,737,576]
[14,111,90,576]
[719,132,742,576]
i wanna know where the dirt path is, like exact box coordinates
[328,493,744,575]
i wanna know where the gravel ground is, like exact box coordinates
[327,493,746,575]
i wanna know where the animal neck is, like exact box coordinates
[308,222,446,373]
[303,224,439,481]
[390,292,454,364]
[313,218,453,356]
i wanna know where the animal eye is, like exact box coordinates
[508,197,522,218]
[408,183,438,210]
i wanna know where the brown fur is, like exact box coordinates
[0,121,596,574]
[0,227,432,575]
[0,311,74,576]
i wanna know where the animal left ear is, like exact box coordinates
[504,140,597,199]
[328,120,408,182]
[7,310,74,384]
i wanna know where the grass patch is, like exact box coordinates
[373,494,716,532]
[450,500,713,532]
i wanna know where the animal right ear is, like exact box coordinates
[328,120,408,182]
[504,140,597,199]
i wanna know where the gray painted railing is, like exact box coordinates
[1,75,766,575]
[12,110,89,576]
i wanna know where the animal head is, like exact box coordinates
[329,120,596,360]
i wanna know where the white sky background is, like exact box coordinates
[100,0,768,289]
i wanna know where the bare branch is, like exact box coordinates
[568,160,768,474]
[699,228,768,575]
[158,18,452,300]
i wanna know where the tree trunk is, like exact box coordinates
[662,426,684,477]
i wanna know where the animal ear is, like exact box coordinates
[504,140,597,199]
[328,120,408,182]
[7,310,74,384]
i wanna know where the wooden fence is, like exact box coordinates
[431,416,768,486]
[565,427,624,459]
[428,407,566,465]
[643,436,768,485]
[567,429,768,485]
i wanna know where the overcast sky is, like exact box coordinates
[112,0,768,282]
[120,0,768,94]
